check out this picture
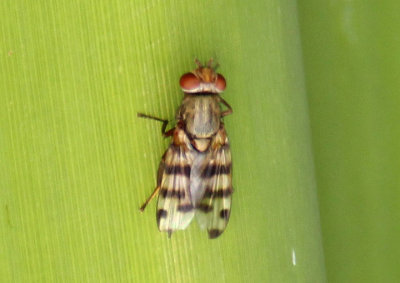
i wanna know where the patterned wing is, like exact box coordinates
[196,126,233,239]
[156,136,195,236]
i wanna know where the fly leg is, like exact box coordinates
[220,98,233,117]
[137,113,174,137]
[137,114,171,211]
[139,186,160,212]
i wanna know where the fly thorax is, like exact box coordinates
[182,95,221,138]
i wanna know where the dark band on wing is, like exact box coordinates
[160,188,186,199]
[208,229,223,239]
[203,187,233,198]
[156,209,168,226]
[177,204,194,212]
[219,209,230,220]
[196,203,213,213]
[165,164,191,177]
[201,163,231,178]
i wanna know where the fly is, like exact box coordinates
[139,59,233,239]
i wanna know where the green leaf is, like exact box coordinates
[1,1,325,282]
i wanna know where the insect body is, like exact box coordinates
[139,59,233,239]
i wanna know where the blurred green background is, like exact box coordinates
[1,0,399,282]
[298,1,400,282]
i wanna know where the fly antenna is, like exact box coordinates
[195,58,203,68]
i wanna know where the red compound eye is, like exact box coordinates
[180,73,200,91]
[215,74,226,92]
